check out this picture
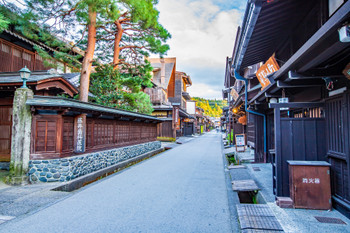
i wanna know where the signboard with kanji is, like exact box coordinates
[343,62,350,80]
[74,114,86,153]
[256,56,280,89]
[230,88,239,101]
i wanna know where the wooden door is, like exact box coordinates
[326,92,350,209]
[0,106,12,162]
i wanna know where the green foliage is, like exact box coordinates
[192,97,226,117]
[90,63,153,114]
[0,12,9,31]
[95,0,171,64]
[0,5,82,70]
[227,155,236,165]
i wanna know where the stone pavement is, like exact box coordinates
[225,145,350,233]
[0,131,233,233]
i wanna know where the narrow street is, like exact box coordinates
[0,132,233,233]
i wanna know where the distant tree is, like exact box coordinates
[90,63,153,114]
[192,97,225,117]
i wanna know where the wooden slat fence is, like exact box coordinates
[31,115,157,159]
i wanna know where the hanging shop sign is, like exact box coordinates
[152,111,168,117]
[256,56,280,90]
[343,62,350,80]
[183,118,194,123]
[230,88,239,101]
[173,106,180,130]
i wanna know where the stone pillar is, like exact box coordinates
[6,88,33,185]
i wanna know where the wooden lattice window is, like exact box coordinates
[33,116,59,153]
[23,52,32,61]
[13,48,21,57]
[62,117,74,152]
[1,43,10,53]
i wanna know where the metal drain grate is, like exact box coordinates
[252,167,261,171]
[314,216,346,225]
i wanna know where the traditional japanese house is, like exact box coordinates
[227,0,350,217]
[0,21,162,185]
[147,58,195,139]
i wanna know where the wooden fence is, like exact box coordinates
[31,115,157,160]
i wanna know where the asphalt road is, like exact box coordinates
[0,132,232,233]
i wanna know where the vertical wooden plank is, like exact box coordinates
[56,115,63,155]
[44,121,48,152]
[345,92,350,201]
[274,107,282,196]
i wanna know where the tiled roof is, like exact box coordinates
[27,95,163,122]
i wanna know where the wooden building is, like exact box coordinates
[0,21,162,183]
[225,0,350,217]
[146,58,195,139]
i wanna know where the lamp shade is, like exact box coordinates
[19,66,31,88]
[19,66,31,79]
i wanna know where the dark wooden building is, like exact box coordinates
[226,0,350,217]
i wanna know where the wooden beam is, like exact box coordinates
[277,80,323,88]
[269,102,325,109]
[288,70,343,80]
[265,93,280,98]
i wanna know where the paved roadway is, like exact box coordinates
[0,132,232,233]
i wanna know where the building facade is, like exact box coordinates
[224,0,350,217]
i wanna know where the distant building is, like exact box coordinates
[146,58,196,138]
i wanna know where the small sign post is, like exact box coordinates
[235,134,246,152]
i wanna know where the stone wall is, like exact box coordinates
[28,141,161,183]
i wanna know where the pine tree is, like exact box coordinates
[0,12,9,31]
[24,0,118,102]
[96,0,171,69]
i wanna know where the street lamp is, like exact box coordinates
[19,66,31,88]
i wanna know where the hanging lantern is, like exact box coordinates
[238,115,247,125]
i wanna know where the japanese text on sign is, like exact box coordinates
[302,178,320,184]
[76,117,83,152]
[256,56,280,90]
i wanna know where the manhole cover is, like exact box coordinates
[252,167,261,171]
[314,216,346,225]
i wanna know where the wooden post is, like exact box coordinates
[274,107,282,196]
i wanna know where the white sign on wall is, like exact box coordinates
[187,101,196,115]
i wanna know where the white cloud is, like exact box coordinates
[153,0,244,99]
[187,83,222,100]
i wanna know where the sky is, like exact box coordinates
[153,0,246,100]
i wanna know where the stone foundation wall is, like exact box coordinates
[28,141,161,183]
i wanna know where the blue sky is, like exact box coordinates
[153,0,246,99]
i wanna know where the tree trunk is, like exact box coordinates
[113,20,123,70]
[79,8,97,102]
